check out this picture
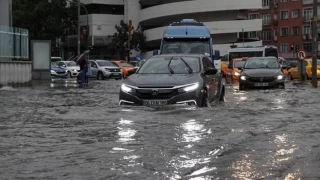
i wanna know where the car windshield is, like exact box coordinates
[234,61,246,68]
[97,61,115,67]
[66,61,77,67]
[244,58,280,69]
[162,39,210,56]
[51,62,58,67]
[120,63,133,67]
[229,51,263,61]
[138,56,200,74]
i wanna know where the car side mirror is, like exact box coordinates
[213,50,220,60]
[204,67,218,75]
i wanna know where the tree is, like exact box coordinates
[110,20,147,60]
[12,0,77,41]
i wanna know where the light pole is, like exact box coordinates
[311,0,318,88]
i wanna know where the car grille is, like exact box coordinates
[56,71,65,74]
[136,88,179,99]
[77,70,81,72]
[109,68,121,72]
[248,76,276,82]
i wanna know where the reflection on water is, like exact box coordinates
[117,118,136,143]
[181,119,208,143]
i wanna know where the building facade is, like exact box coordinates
[249,0,320,58]
[64,0,263,59]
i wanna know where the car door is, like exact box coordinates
[90,61,98,77]
[226,60,234,84]
[203,57,218,101]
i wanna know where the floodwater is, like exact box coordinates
[1,79,320,180]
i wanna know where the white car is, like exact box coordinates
[51,62,68,77]
[56,61,80,77]
[89,60,123,80]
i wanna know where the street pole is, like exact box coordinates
[312,0,318,87]
[77,1,80,56]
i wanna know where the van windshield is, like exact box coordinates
[162,39,210,56]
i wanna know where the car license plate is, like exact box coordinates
[143,100,167,106]
[254,83,268,87]
[113,73,120,76]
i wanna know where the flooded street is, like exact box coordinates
[1,79,320,180]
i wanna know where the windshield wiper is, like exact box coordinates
[167,56,175,74]
[180,58,193,74]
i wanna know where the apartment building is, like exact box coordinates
[249,0,320,58]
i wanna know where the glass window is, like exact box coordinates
[120,63,133,67]
[262,13,271,25]
[292,27,299,36]
[292,9,299,18]
[97,61,115,67]
[66,61,77,67]
[229,51,263,61]
[82,4,124,15]
[244,58,280,69]
[235,61,246,68]
[280,44,288,52]
[262,30,271,41]
[162,39,211,56]
[281,27,289,36]
[138,57,200,74]
[249,13,260,19]
[281,10,289,19]
[303,43,312,53]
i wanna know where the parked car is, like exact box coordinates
[50,62,68,77]
[56,61,80,77]
[111,60,135,79]
[89,60,123,80]
[239,57,285,90]
[287,58,320,80]
[225,57,247,84]
[119,54,225,107]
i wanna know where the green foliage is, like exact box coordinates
[110,20,147,59]
[12,0,77,41]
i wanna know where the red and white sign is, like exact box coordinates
[296,50,307,60]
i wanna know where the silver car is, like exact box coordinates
[89,60,123,80]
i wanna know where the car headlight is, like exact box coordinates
[121,84,135,93]
[240,76,246,80]
[72,69,77,72]
[179,83,199,93]
[51,70,55,73]
[105,68,110,72]
[277,75,284,80]
[234,72,240,76]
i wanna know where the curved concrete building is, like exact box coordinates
[73,0,263,59]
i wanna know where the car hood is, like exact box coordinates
[242,69,282,77]
[125,74,201,87]
[99,66,120,69]
[67,66,80,70]
[122,66,134,71]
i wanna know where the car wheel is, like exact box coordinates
[279,82,285,89]
[97,72,104,80]
[239,84,245,91]
[219,86,225,102]
[199,90,208,107]
[68,71,72,78]
[288,73,293,80]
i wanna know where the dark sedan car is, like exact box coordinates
[119,54,225,107]
[239,57,285,90]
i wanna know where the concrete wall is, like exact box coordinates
[0,61,32,86]
[0,0,12,26]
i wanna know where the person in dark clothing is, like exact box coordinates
[76,50,89,87]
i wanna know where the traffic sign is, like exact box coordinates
[296,50,307,60]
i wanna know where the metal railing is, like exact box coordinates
[0,25,29,60]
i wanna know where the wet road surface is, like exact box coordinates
[1,79,320,180]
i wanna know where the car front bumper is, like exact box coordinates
[239,79,285,88]
[70,70,80,77]
[51,71,68,77]
[103,71,123,79]
[119,89,202,106]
